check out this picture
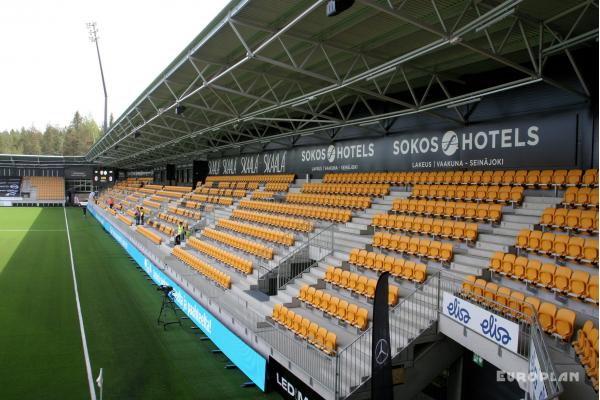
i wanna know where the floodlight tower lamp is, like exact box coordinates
[87,22,108,136]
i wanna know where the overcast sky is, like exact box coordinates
[0,0,230,131]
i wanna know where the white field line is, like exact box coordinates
[63,207,97,400]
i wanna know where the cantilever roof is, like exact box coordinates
[85,0,598,168]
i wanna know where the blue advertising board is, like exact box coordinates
[88,205,267,390]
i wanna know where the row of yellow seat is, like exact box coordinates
[180,200,203,209]
[298,285,369,330]
[167,205,201,220]
[195,187,246,198]
[302,183,389,197]
[372,233,453,262]
[563,187,599,208]
[185,193,234,206]
[347,248,427,282]
[172,247,231,289]
[490,252,598,303]
[207,174,295,183]
[231,209,313,233]
[148,220,175,236]
[392,199,503,223]
[265,182,290,192]
[516,229,598,264]
[217,219,294,246]
[411,184,524,203]
[324,266,400,305]
[25,176,65,200]
[214,181,259,190]
[462,276,576,341]
[142,199,161,209]
[540,208,598,233]
[150,195,168,203]
[372,214,478,242]
[157,212,189,229]
[202,228,273,260]
[163,185,192,193]
[156,190,185,199]
[251,191,274,200]
[137,226,162,244]
[324,169,598,187]
[239,200,352,223]
[187,237,253,274]
[144,184,163,190]
[272,304,336,355]
[572,321,598,390]
[138,188,156,195]
[118,214,133,226]
[286,193,371,209]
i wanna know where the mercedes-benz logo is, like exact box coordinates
[375,339,389,365]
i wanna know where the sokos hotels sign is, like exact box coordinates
[208,111,577,177]
[442,292,520,354]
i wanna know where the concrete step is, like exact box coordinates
[500,221,535,230]
[337,226,363,235]
[524,196,562,204]
[510,208,544,217]
[491,227,522,237]
[478,233,515,246]
[371,204,392,211]
[452,254,490,268]
[501,214,540,224]
[334,231,372,245]
[448,262,484,276]
[346,222,369,231]
[521,202,555,210]
[476,241,510,253]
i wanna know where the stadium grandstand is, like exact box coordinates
[1,1,598,399]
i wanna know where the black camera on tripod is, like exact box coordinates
[157,285,174,295]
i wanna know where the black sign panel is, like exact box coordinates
[208,111,578,177]
[64,166,93,179]
[371,272,393,400]
[267,357,325,400]
[0,178,21,197]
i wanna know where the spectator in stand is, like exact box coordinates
[177,222,184,245]
[134,208,140,225]
[140,207,145,225]
[108,197,114,209]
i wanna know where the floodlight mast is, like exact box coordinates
[87,22,108,136]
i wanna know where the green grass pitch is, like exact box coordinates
[0,207,280,400]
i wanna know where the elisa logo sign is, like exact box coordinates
[442,292,519,353]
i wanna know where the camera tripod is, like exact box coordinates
[157,290,182,330]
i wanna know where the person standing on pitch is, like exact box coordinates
[140,207,145,224]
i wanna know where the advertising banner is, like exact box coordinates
[88,205,267,390]
[371,272,393,400]
[0,178,21,197]
[442,292,520,354]
[207,111,578,177]
[267,357,324,400]
[529,337,549,400]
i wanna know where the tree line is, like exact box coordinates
[0,112,101,156]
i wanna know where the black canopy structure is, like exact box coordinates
[83,0,597,168]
